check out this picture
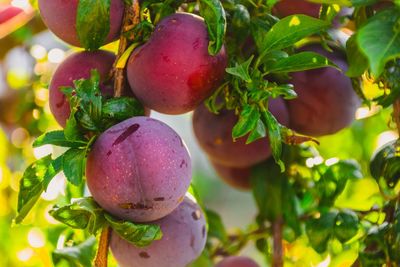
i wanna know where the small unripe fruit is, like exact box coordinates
[127,12,228,114]
[86,117,192,222]
[110,197,206,267]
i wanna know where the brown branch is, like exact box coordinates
[272,217,283,267]
[94,227,112,267]
[113,0,140,97]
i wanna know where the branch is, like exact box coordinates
[272,217,283,267]
[94,227,112,267]
[113,0,140,97]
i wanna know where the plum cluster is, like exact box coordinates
[38,2,229,266]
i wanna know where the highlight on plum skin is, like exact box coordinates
[48,50,115,127]
[86,117,192,223]
[110,196,207,267]
[192,98,289,168]
[37,0,124,47]
[127,12,228,115]
[285,45,361,136]
[215,256,260,267]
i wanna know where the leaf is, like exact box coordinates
[116,43,140,69]
[305,212,337,253]
[33,131,87,148]
[102,97,145,122]
[268,52,338,73]
[370,139,400,187]
[14,156,62,224]
[261,15,330,53]
[43,155,64,188]
[62,149,87,186]
[199,0,227,55]
[105,214,162,247]
[246,119,267,144]
[205,209,228,243]
[226,56,253,82]
[334,210,359,243]
[52,237,96,267]
[76,0,111,50]
[188,250,213,267]
[357,7,400,77]
[346,34,369,77]
[261,110,284,171]
[49,197,106,235]
[232,105,260,139]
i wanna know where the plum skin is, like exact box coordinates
[285,45,360,136]
[193,98,289,168]
[212,161,252,191]
[273,0,321,18]
[86,117,192,223]
[49,50,116,127]
[127,12,228,114]
[38,0,124,47]
[215,256,260,267]
[110,197,206,267]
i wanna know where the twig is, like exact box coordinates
[94,227,112,267]
[113,0,140,97]
[272,217,283,267]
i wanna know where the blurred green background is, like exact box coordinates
[0,0,394,266]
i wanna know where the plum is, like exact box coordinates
[110,196,206,267]
[285,45,360,136]
[126,12,228,114]
[86,117,192,222]
[211,161,252,191]
[49,50,116,127]
[193,98,289,168]
[38,0,124,47]
[215,256,260,267]
[273,0,321,18]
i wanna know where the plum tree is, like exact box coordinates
[273,0,321,18]
[126,12,228,114]
[86,117,192,222]
[110,196,206,267]
[211,161,252,190]
[285,45,360,136]
[193,98,289,168]
[215,256,260,267]
[37,0,124,47]
[48,50,116,127]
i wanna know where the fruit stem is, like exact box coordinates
[94,226,112,267]
[272,216,283,267]
[113,0,140,97]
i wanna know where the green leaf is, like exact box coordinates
[232,105,260,139]
[49,197,106,235]
[14,156,62,224]
[33,131,87,148]
[199,0,227,55]
[268,52,338,73]
[62,149,86,186]
[246,119,267,144]
[334,210,359,243]
[261,110,284,171]
[43,155,64,188]
[346,34,369,77]
[261,15,330,53]
[52,237,96,267]
[105,214,162,247]
[205,209,228,243]
[370,139,400,187]
[102,97,145,122]
[305,212,337,253]
[357,7,400,77]
[188,250,213,267]
[76,0,111,50]
[226,56,253,82]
